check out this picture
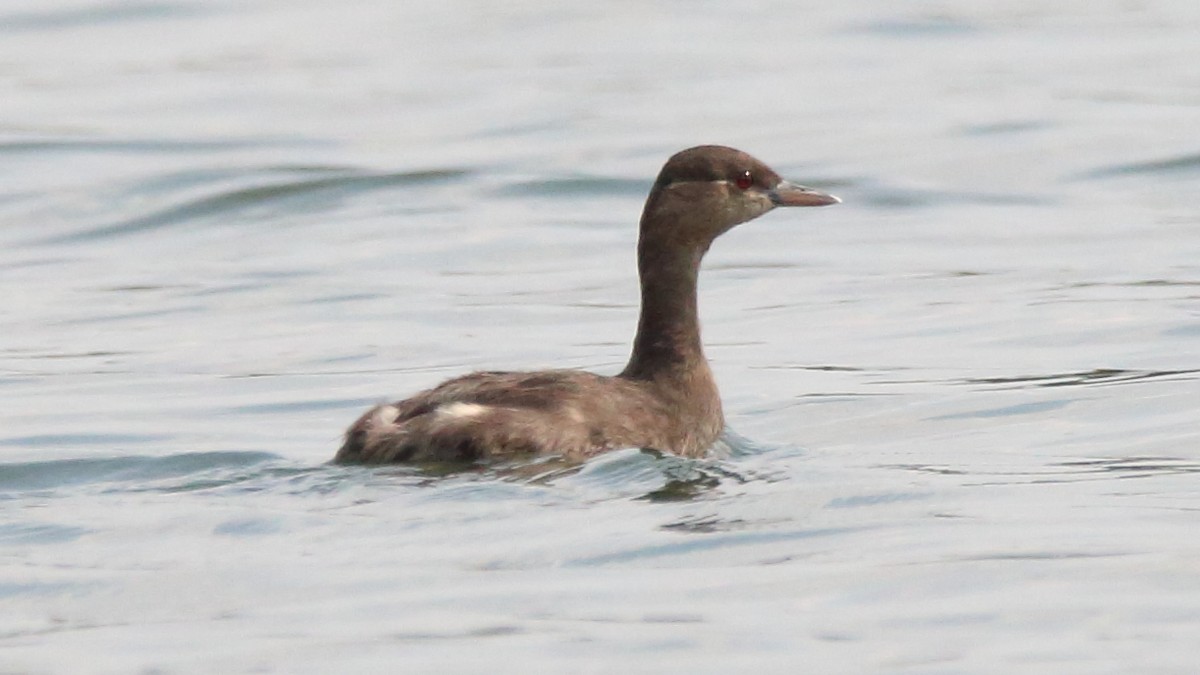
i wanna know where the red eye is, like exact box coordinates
[735,171,753,190]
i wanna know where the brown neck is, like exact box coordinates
[620,227,709,380]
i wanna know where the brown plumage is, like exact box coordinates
[334,145,838,464]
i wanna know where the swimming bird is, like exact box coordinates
[335,145,838,464]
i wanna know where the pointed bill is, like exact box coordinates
[769,180,840,207]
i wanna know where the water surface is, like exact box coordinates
[1,1,1198,672]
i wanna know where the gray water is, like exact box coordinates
[2,1,1199,672]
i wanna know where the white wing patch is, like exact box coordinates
[436,402,489,420]
[372,405,400,426]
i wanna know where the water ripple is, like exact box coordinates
[564,526,861,567]
[840,177,1054,209]
[0,2,198,33]
[34,167,471,245]
[1077,152,1200,179]
[0,451,280,493]
[0,522,91,545]
[890,455,1200,483]
[961,368,1200,389]
[324,436,786,504]
[1055,456,1200,477]
[493,176,648,199]
[0,136,308,155]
